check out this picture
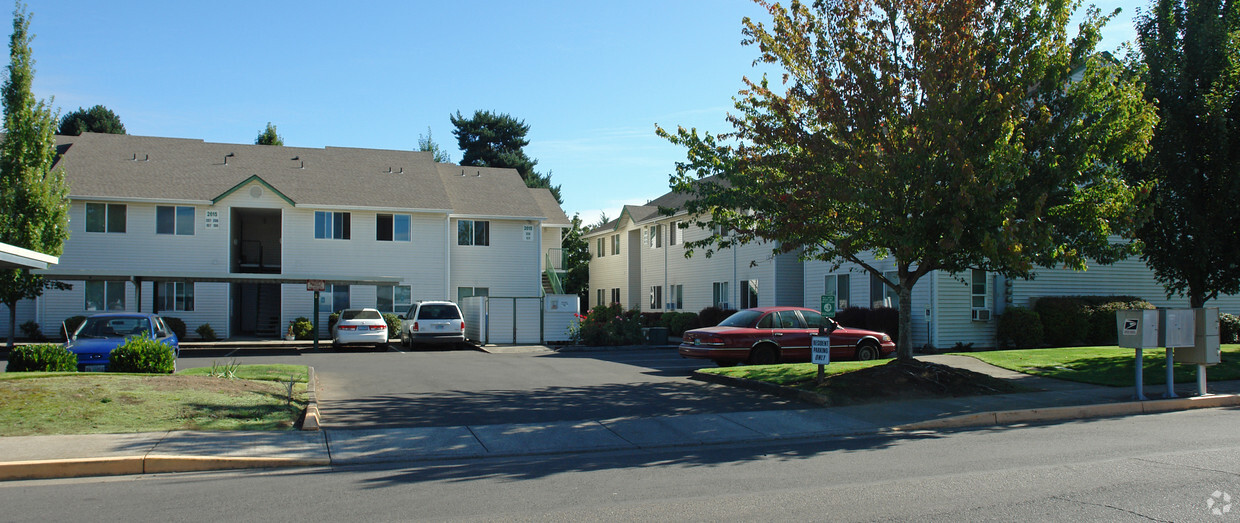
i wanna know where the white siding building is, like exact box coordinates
[1,133,569,340]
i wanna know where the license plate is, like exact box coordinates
[84,365,105,372]
[435,324,444,330]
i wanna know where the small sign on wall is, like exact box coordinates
[204,210,220,229]
[523,225,534,241]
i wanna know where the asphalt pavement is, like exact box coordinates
[3,347,1240,481]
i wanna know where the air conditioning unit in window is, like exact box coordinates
[971,308,992,321]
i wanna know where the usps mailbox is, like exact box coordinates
[1175,308,1221,365]
[1117,310,1159,348]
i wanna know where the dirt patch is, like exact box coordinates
[797,359,1026,405]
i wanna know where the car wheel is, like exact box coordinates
[856,342,879,361]
[748,345,780,365]
[400,332,409,348]
[714,360,738,367]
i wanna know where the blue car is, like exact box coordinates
[65,313,180,372]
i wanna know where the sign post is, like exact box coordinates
[308,280,325,351]
[811,335,831,384]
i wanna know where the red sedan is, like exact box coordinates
[679,306,896,366]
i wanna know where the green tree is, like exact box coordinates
[416,126,452,163]
[561,213,591,305]
[658,0,1156,360]
[56,104,124,135]
[255,122,283,146]
[1129,0,1240,308]
[0,3,70,348]
[450,110,562,202]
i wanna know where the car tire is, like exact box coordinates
[400,332,409,348]
[856,341,879,361]
[748,345,780,365]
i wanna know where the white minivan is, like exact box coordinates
[399,301,466,347]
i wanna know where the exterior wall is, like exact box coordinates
[586,225,630,310]
[449,218,542,300]
[802,256,936,347]
[1011,257,1240,315]
[540,226,563,272]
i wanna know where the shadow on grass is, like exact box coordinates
[1023,354,1236,387]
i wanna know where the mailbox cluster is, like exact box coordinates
[1116,308,1221,398]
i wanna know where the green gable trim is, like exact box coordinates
[212,175,296,207]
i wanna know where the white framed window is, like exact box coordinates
[457,286,490,303]
[86,203,126,233]
[712,281,730,308]
[971,269,987,308]
[156,206,194,235]
[377,284,411,313]
[377,214,411,242]
[611,288,620,304]
[670,284,683,310]
[611,234,620,255]
[741,280,758,309]
[825,274,851,310]
[870,271,899,309]
[85,281,125,311]
[596,237,605,257]
[650,286,663,310]
[458,220,490,246]
[670,220,680,245]
[318,284,350,312]
[649,224,662,248]
[597,288,606,307]
[160,281,194,312]
[314,211,351,240]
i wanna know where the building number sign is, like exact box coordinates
[204,210,220,229]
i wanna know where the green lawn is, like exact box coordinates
[0,365,308,436]
[962,344,1240,387]
[697,360,886,386]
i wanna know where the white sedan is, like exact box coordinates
[332,308,389,349]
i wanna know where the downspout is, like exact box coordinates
[663,223,668,310]
[444,215,451,300]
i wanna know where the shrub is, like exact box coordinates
[382,313,401,337]
[1221,312,1240,344]
[834,306,869,329]
[640,312,664,327]
[20,320,46,341]
[5,343,77,372]
[1033,297,1091,347]
[161,316,187,340]
[697,306,736,328]
[659,312,701,337]
[868,307,900,345]
[1084,299,1155,345]
[109,336,176,373]
[196,323,218,341]
[997,306,1044,349]
[291,317,315,340]
[575,303,643,346]
[61,315,87,341]
[328,312,340,331]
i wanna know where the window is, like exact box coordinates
[596,237,605,257]
[377,214,411,242]
[670,284,683,310]
[315,211,351,240]
[86,203,126,233]
[611,288,620,304]
[597,288,606,306]
[156,206,194,235]
[741,280,758,309]
[870,271,899,309]
[650,286,663,310]
[457,286,490,303]
[85,281,125,311]
[611,234,620,255]
[318,284,350,312]
[800,309,829,329]
[377,284,411,313]
[971,269,987,308]
[458,220,490,246]
[713,281,730,308]
[670,220,680,245]
[160,282,194,312]
[825,274,851,310]
[649,225,662,248]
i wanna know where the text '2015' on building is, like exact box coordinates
[1,132,570,339]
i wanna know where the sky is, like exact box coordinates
[23,0,1140,224]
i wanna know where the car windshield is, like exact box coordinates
[417,305,461,320]
[717,310,763,327]
[341,309,382,320]
[77,317,151,339]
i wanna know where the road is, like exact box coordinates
[179,346,805,427]
[3,408,1239,521]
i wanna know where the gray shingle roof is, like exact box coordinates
[52,132,566,221]
[584,176,722,236]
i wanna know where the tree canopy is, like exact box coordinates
[561,213,591,306]
[450,110,562,203]
[0,4,70,347]
[658,0,1156,359]
[254,122,283,146]
[416,126,452,163]
[57,104,125,135]
[1129,0,1240,308]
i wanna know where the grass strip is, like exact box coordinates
[962,344,1240,387]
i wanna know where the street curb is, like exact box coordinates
[0,455,330,481]
[302,366,321,431]
[898,393,1240,431]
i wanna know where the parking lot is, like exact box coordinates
[176,344,804,428]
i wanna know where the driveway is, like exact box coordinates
[179,345,803,428]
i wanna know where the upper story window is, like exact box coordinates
[611,234,620,255]
[596,237,605,257]
[86,203,126,233]
[458,220,490,246]
[649,224,662,248]
[670,220,680,245]
[377,214,411,242]
[156,206,194,235]
[315,211,351,240]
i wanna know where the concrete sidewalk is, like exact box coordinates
[3,354,1239,481]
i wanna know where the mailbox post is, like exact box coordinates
[1116,310,1159,400]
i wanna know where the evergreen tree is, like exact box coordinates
[255,122,283,145]
[450,110,562,203]
[416,126,452,163]
[0,3,70,348]
[57,104,125,135]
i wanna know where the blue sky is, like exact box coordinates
[24,1,1139,223]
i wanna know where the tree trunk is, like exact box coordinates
[897,286,914,361]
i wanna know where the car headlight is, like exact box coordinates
[881,334,891,342]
